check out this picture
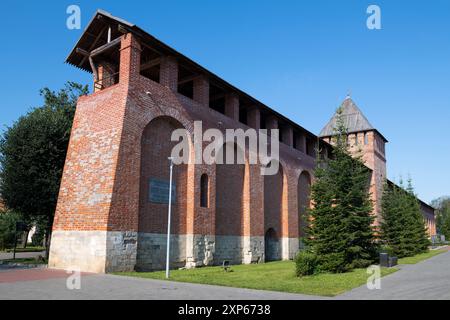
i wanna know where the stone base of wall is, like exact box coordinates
[186,234,215,268]
[213,235,265,265]
[50,231,299,273]
[282,237,300,260]
[105,231,138,272]
[242,236,264,264]
[49,230,137,273]
[136,233,187,271]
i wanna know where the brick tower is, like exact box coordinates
[319,96,388,225]
[48,10,321,273]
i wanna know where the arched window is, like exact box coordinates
[200,174,209,208]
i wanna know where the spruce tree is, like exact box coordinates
[380,178,430,257]
[380,182,404,255]
[305,108,377,273]
[405,178,430,254]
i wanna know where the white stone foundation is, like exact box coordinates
[49,230,138,273]
[49,231,299,273]
[281,237,300,260]
[185,234,215,268]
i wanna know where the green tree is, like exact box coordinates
[380,182,405,256]
[303,108,377,273]
[0,211,22,250]
[0,82,88,255]
[380,178,429,258]
[405,178,429,254]
[432,197,450,239]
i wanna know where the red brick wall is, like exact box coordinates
[53,32,318,256]
[138,117,188,234]
[297,171,312,237]
[215,144,245,236]
[264,163,284,238]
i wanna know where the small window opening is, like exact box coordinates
[200,174,209,208]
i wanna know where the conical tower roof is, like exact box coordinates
[320,97,385,141]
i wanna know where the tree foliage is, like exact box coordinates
[432,196,450,239]
[0,82,88,249]
[0,211,22,250]
[380,178,429,258]
[301,108,377,274]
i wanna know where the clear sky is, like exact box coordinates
[0,1,449,203]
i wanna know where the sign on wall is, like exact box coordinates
[149,178,176,204]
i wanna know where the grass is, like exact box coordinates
[115,261,397,297]
[3,246,45,253]
[398,249,447,265]
[0,257,47,265]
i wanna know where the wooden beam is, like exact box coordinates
[89,56,98,81]
[140,58,160,71]
[209,92,226,101]
[178,74,201,85]
[90,37,121,57]
[118,24,128,34]
[141,42,163,55]
[76,48,89,56]
[79,27,107,67]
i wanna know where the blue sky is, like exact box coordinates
[0,1,449,203]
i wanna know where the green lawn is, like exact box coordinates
[3,246,45,253]
[398,249,447,264]
[0,257,47,265]
[115,261,397,297]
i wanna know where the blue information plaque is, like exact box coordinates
[149,178,176,204]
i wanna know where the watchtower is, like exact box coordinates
[319,96,388,224]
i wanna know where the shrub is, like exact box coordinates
[349,258,373,269]
[0,211,21,250]
[316,252,349,273]
[295,251,319,276]
[379,245,394,256]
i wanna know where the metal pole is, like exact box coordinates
[165,157,174,279]
[13,224,18,260]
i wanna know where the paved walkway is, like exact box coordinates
[338,248,450,300]
[0,249,449,300]
[0,268,323,300]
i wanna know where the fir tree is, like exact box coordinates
[305,108,377,273]
[380,182,404,255]
[405,178,430,254]
[380,178,430,257]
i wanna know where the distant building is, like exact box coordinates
[49,10,436,273]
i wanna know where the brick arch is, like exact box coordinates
[263,160,284,261]
[136,116,189,271]
[214,142,245,264]
[297,170,312,240]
